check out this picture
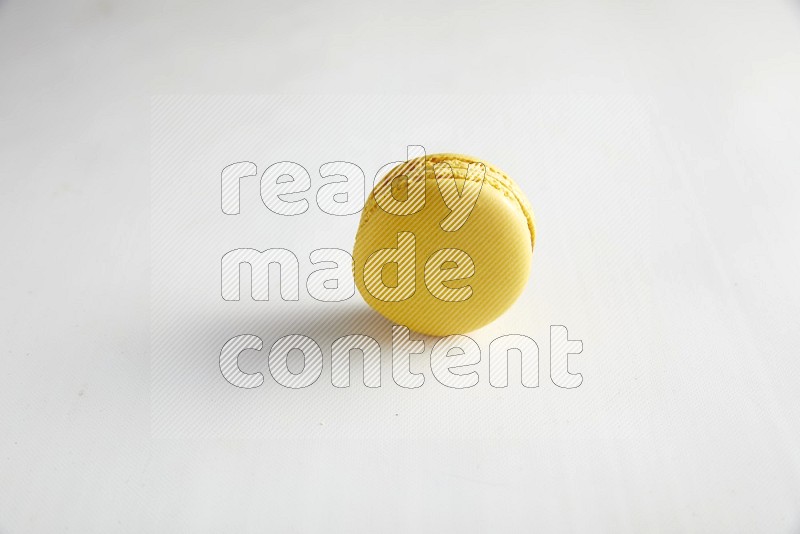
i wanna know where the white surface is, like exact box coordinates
[2,0,800,532]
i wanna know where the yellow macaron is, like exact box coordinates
[353,153,535,336]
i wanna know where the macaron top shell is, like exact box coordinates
[362,154,536,250]
[353,154,535,336]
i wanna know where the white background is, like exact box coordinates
[151,94,655,439]
[2,0,800,532]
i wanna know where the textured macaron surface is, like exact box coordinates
[362,154,536,250]
[353,154,535,336]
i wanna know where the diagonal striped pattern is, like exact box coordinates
[221,161,258,215]
[391,326,425,388]
[220,248,300,301]
[433,160,485,232]
[430,334,481,388]
[330,334,382,388]
[488,334,540,388]
[363,231,417,302]
[219,334,265,389]
[549,325,583,388]
[423,248,476,302]
[268,334,324,389]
